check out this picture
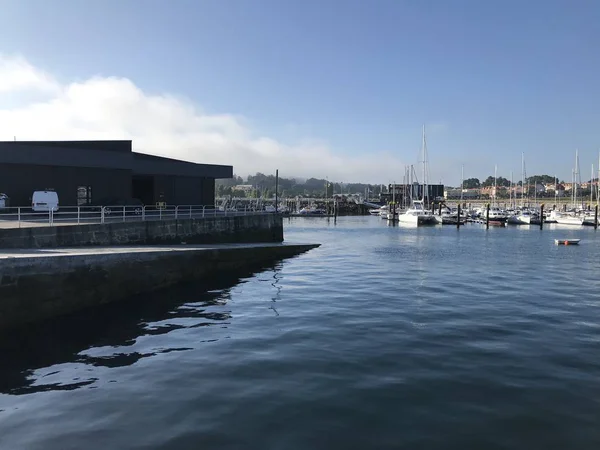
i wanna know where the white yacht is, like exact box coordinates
[483,207,508,224]
[583,212,597,226]
[397,126,438,226]
[507,209,533,225]
[397,200,437,225]
[549,210,583,226]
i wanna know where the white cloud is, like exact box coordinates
[0,55,59,94]
[0,54,409,183]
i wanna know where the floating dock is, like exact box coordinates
[287,213,335,218]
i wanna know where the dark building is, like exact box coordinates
[0,140,232,207]
[380,183,445,205]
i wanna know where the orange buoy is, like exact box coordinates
[565,240,569,246]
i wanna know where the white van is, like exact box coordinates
[32,191,59,212]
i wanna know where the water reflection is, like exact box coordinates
[0,262,281,396]
[270,268,282,316]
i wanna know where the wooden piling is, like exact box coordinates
[540,204,544,230]
[457,204,461,229]
[595,205,598,230]
[486,203,490,229]
[438,203,442,216]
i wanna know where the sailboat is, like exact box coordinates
[555,150,584,226]
[398,125,437,226]
[507,153,532,225]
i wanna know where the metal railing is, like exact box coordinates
[0,204,273,228]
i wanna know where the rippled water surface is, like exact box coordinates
[2,217,600,449]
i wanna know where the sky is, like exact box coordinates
[0,0,599,185]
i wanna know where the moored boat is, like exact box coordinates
[554,239,580,245]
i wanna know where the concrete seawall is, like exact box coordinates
[0,214,283,249]
[0,243,319,331]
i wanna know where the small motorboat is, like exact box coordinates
[554,239,581,246]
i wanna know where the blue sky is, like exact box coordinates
[1,0,599,184]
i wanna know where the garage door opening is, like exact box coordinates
[132,176,154,206]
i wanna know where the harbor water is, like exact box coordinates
[2,217,600,449]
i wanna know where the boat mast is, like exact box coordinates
[592,164,595,205]
[422,124,427,204]
[571,169,575,208]
[392,179,396,216]
[460,164,464,205]
[410,165,414,203]
[510,170,513,208]
[494,164,497,207]
[521,152,525,207]
[575,149,579,209]
[523,155,528,207]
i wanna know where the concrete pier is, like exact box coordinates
[0,214,283,249]
[0,242,319,331]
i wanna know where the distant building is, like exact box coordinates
[233,184,254,192]
[381,183,444,204]
[445,188,480,199]
[444,188,462,199]
[480,186,508,198]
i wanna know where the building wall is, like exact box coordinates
[0,163,131,206]
[152,175,215,205]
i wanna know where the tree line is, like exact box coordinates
[217,173,592,198]
[216,173,383,198]
[461,175,566,189]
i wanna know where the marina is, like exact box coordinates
[214,132,600,236]
[3,216,600,450]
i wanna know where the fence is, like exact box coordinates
[0,205,273,228]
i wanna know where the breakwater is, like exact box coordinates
[0,243,319,331]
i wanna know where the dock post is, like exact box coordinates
[438,203,442,216]
[595,205,598,230]
[457,204,461,229]
[540,204,544,230]
[275,169,279,213]
[486,203,490,229]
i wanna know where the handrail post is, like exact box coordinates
[49,209,53,227]
[77,207,81,225]
[17,207,21,228]
[159,206,162,221]
[189,206,192,219]
[142,206,146,221]
[101,207,105,224]
[175,206,179,220]
[122,206,126,222]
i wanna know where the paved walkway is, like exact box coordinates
[0,242,318,259]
